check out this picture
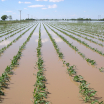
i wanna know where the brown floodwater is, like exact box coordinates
[0,24,37,76]
[41,24,85,104]
[44,24,104,102]
[1,22,104,104]
[1,24,39,104]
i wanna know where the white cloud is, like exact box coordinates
[42,8,47,9]
[18,1,23,3]
[24,8,27,9]
[1,0,5,1]
[6,11,12,12]
[18,1,31,4]
[54,37,62,42]
[28,5,45,7]
[84,11,86,12]
[0,40,11,46]
[42,38,49,43]
[48,4,57,8]
[35,0,48,1]
[49,0,64,2]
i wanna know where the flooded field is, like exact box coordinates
[0,21,104,104]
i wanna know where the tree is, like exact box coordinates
[8,15,12,21]
[1,15,8,21]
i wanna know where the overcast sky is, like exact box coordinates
[0,0,104,20]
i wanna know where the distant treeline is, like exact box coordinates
[26,18,104,21]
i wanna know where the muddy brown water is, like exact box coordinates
[0,24,37,76]
[1,22,104,104]
[44,24,104,102]
[41,24,85,104]
[1,24,39,104]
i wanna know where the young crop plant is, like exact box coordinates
[0,24,38,97]
[33,24,49,104]
[43,23,104,104]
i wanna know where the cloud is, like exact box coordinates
[49,0,64,2]
[35,0,48,1]
[24,8,27,9]
[18,1,31,4]
[18,1,23,3]
[42,38,49,43]
[84,11,86,12]
[6,11,12,12]
[0,40,11,46]
[48,4,57,8]
[42,8,47,9]
[1,0,5,1]
[28,5,45,7]
[54,37,63,42]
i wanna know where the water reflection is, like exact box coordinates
[0,40,11,46]
[53,37,63,43]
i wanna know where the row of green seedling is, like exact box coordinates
[56,24,104,41]
[0,24,32,43]
[49,24,104,56]
[0,23,27,35]
[55,25,104,47]
[0,24,28,38]
[43,24,103,104]
[0,24,37,56]
[45,24,96,65]
[0,24,38,97]
[33,24,49,104]
[47,24,104,72]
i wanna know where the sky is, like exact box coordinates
[0,0,104,20]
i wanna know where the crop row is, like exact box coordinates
[0,24,38,98]
[48,24,104,56]
[43,23,103,104]
[0,24,37,56]
[56,22,104,37]
[45,24,97,66]
[0,24,29,38]
[58,23,104,39]
[54,25,104,47]
[0,24,33,43]
[33,24,49,104]
[46,24,104,72]
[53,23,104,41]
